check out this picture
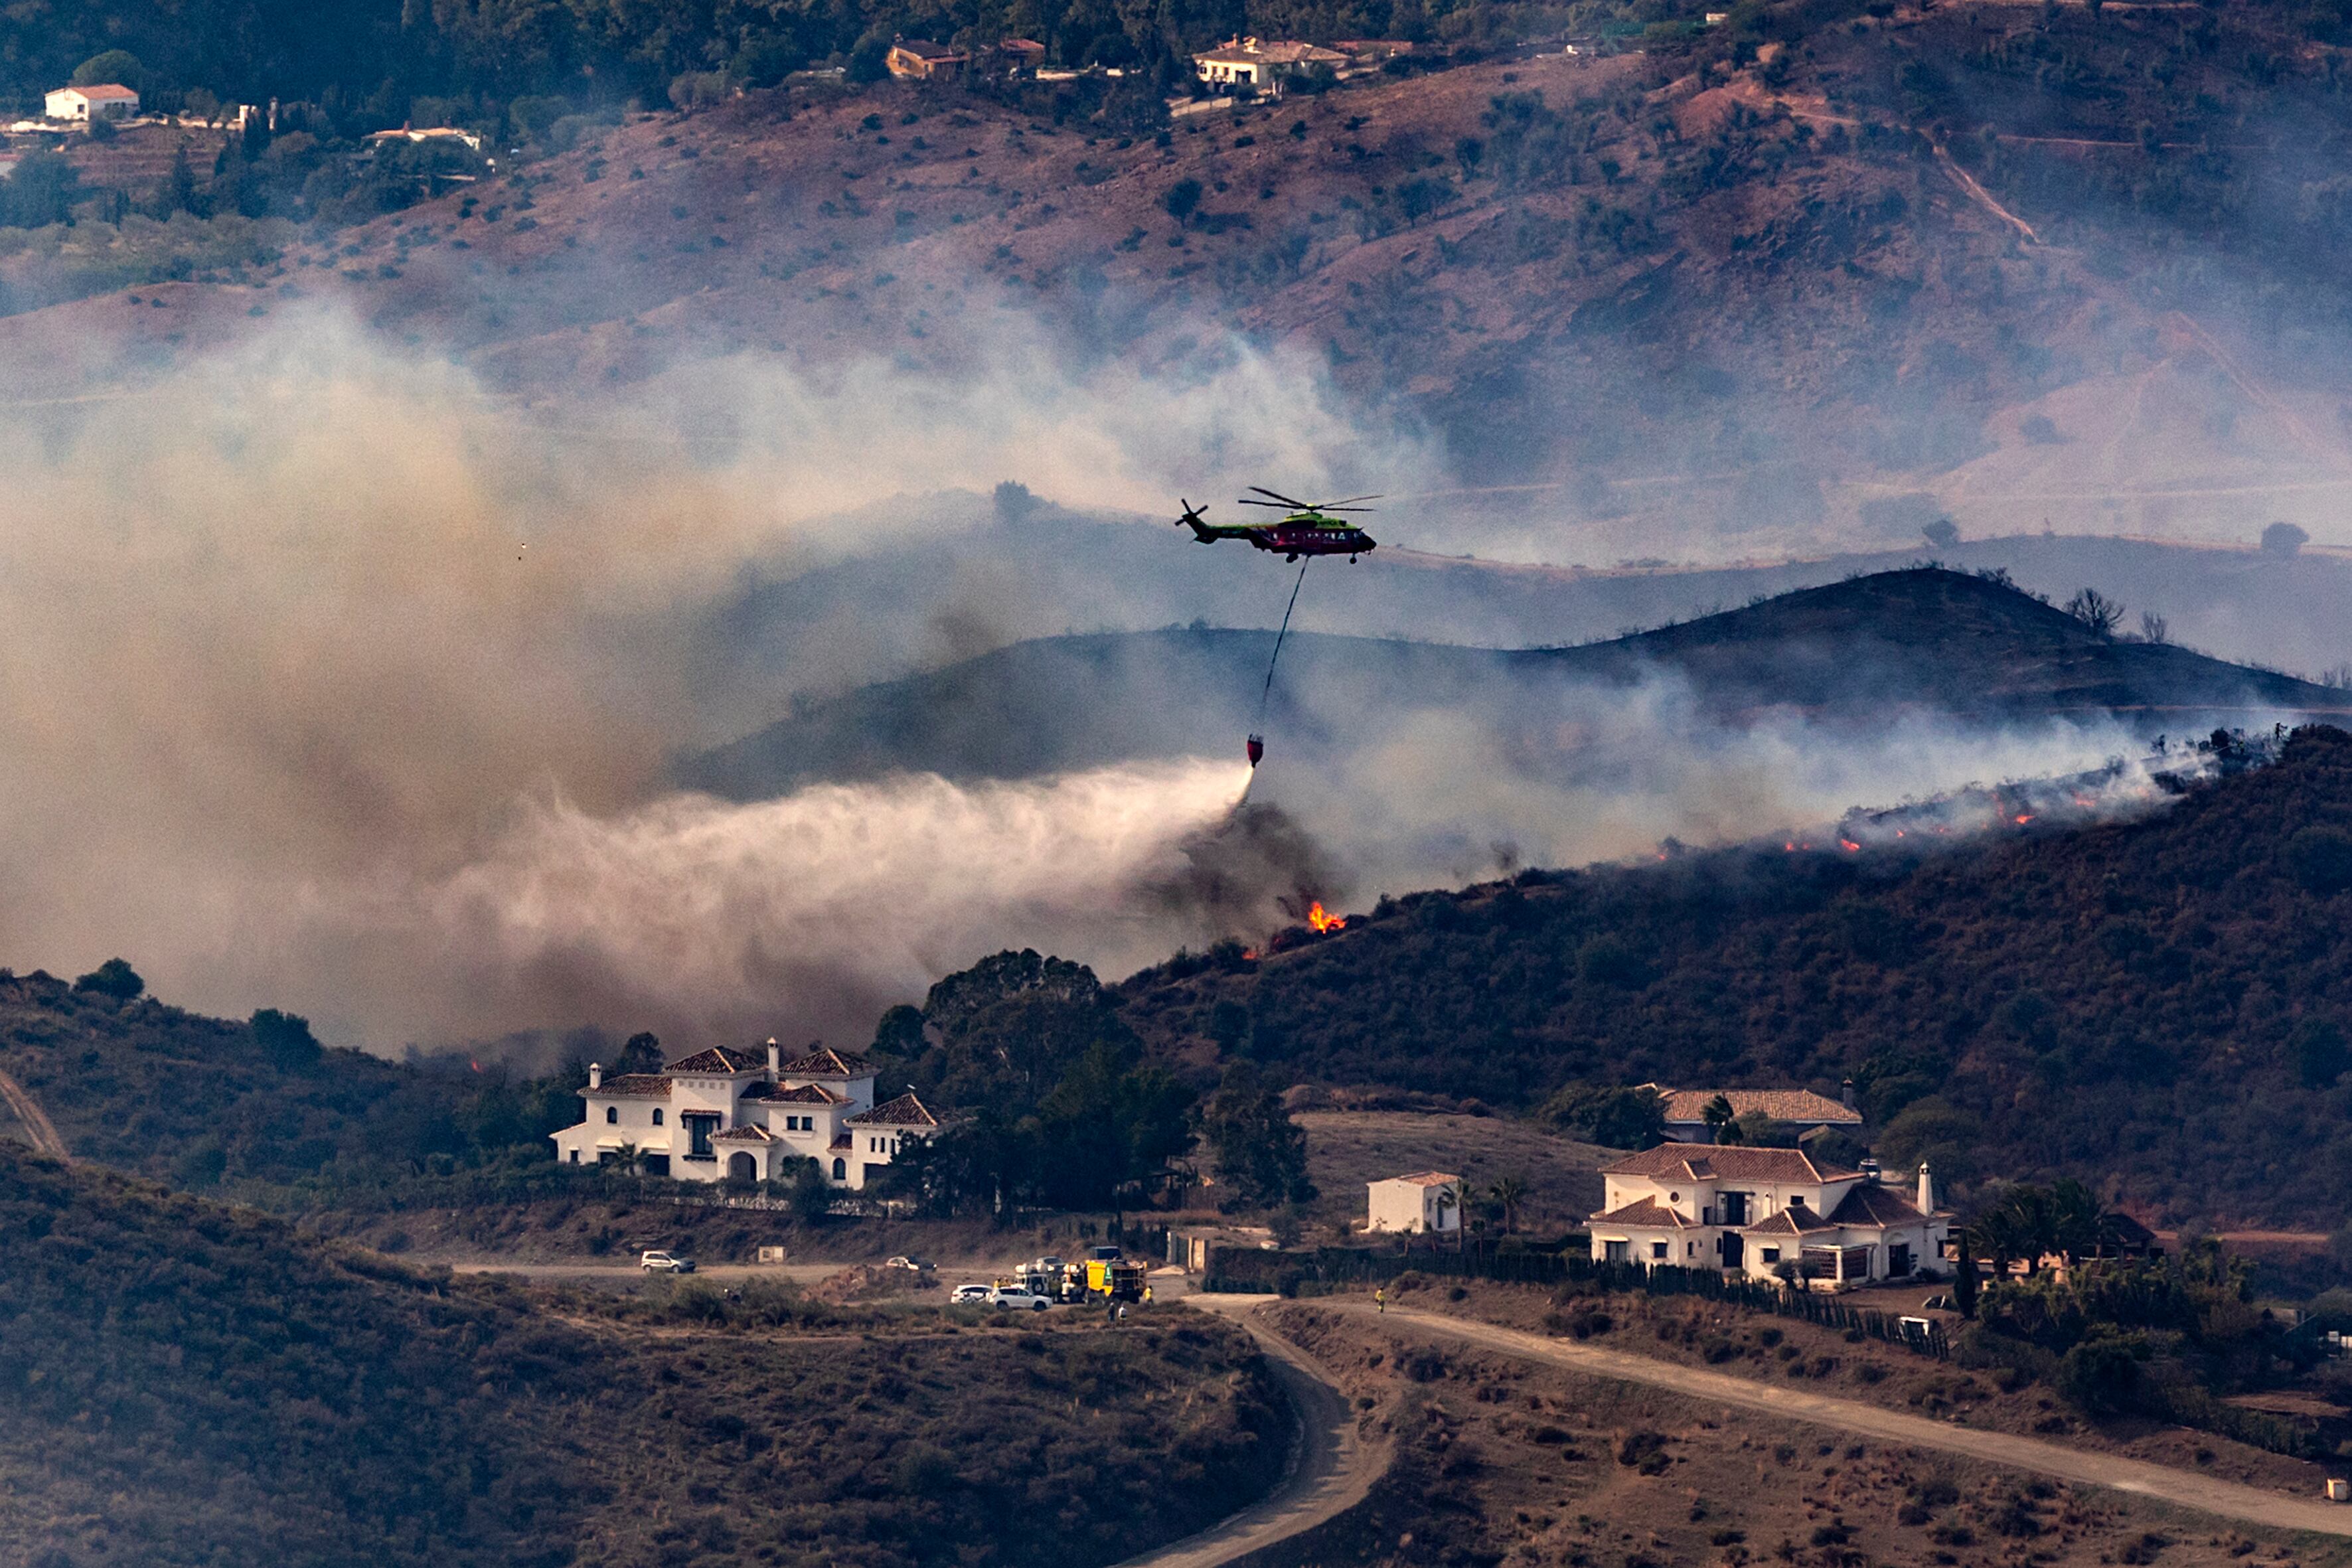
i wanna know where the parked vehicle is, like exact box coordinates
[950,1283,993,1303]
[640,1251,696,1274]
[884,1255,931,1272]
[1921,1293,1954,1312]
[984,1287,1052,1312]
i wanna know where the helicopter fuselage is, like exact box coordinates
[1183,512,1377,558]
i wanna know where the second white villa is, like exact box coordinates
[552,1040,940,1190]
[1588,1144,1950,1287]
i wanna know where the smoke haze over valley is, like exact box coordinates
[9,22,2352,1058]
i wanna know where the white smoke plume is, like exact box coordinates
[0,305,1413,1051]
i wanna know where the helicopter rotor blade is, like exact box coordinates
[1247,486,1314,509]
[1322,495,1383,508]
[1235,498,1297,508]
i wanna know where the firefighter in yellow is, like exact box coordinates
[1375,1287,1385,1314]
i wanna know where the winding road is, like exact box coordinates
[1122,1294,2352,1565]
[1112,1295,1387,1567]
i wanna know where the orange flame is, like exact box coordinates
[1306,901,1346,933]
[2014,814,2033,825]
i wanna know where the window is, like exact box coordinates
[652,1109,663,1125]
[832,1157,846,1180]
[568,1150,579,1164]
[1686,1242,1695,1257]
[682,1112,719,1160]
[1761,1246,1780,1265]
[605,1106,617,1124]
[1604,1240,1629,1263]
[1650,1241,1668,1260]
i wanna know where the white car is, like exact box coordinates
[950,1283,994,1303]
[884,1255,931,1272]
[984,1287,1052,1312]
[639,1250,696,1274]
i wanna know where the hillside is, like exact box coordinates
[0,969,595,1191]
[684,568,2345,796]
[1113,722,2352,1229]
[0,1145,1285,1568]
[17,0,2352,556]
[692,512,2352,722]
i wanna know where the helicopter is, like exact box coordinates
[1176,488,1379,562]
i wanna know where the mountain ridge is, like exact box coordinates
[684,568,2347,799]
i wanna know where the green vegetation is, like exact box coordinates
[0,1145,1287,1567]
[1120,726,2352,1227]
[0,969,586,1198]
[876,949,1200,1214]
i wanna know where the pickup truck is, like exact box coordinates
[639,1250,696,1275]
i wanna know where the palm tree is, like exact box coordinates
[1488,1174,1530,1236]
[1702,1093,1737,1142]
[1434,1184,1460,1236]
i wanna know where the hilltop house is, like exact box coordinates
[46,84,139,123]
[886,39,969,80]
[1192,37,1350,94]
[1366,1171,1465,1234]
[1588,1145,1948,1287]
[551,1041,939,1190]
[1649,1082,1863,1143]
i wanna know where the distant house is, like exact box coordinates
[1367,1171,1466,1234]
[1332,39,1415,60]
[365,125,484,153]
[45,84,139,124]
[994,37,1047,69]
[551,1040,941,1190]
[1192,37,1350,94]
[887,39,970,80]
[1589,1145,1949,1288]
[1649,1082,1863,1143]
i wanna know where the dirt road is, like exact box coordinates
[1109,1294,1387,1568]
[0,1064,68,1162]
[1346,1301,2352,1538]
[447,1261,853,1285]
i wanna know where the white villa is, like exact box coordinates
[552,1040,940,1190]
[1192,37,1350,93]
[1589,1144,1948,1287]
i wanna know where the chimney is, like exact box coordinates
[1841,1078,1856,1110]
[1917,1159,1934,1214]
[588,1062,602,1089]
[767,1036,781,1080]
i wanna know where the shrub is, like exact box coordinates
[1163,178,1203,224]
[72,958,143,1000]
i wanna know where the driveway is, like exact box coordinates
[1112,1294,1388,1568]
[1344,1300,2352,1539]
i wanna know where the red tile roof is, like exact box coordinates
[1826,1184,1927,1227]
[1656,1087,1860,1126]
[781,1046,879,1077]
[583,1073,671,1098]
[1602,1145,1859,1183]
[1376,1171,1463,1188]
[70,84,140,100]
[1589,1199,1695,1229]
[742,1081,847,1105]
[1745,1206,1839,1235]
[665,1046,766,1075]
[848,1093,939,1129]
[890,39,967,60]
[714,1123,778,1142]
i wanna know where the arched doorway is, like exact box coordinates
[728,1152,757,1183]
[831,1157,846,1182]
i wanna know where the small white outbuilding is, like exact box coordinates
[1366,1171,1465,1234]
[46,84,140,123]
